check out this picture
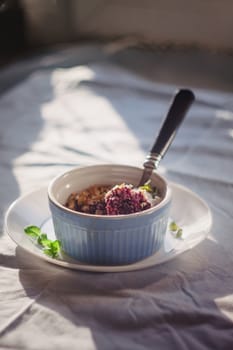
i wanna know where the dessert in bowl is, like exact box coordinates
[48,164,172,265]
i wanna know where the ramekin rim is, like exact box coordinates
[48,164,172,220]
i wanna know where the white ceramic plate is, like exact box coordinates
[5,183,212,273]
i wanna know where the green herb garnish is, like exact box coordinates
[169,221,183,239]
[139,180,158,198]
[169,221,178,232]
[24,225,41,238]
[24,225,61,258]
[140,183,153,193]
[176,228,183,239]
[43,240,61,258]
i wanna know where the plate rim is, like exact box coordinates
[4,182,212,273]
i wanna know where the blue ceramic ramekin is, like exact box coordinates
[48,164,171,265]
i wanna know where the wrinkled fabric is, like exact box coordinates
[0,52,233,350]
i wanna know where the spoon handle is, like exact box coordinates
[151,89,195,158]
[139,89,195,186]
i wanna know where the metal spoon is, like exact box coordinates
[138,89,195,186]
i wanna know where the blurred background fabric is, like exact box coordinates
[16,0,233,50]
[0,0,232,92]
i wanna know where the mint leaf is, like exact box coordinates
[37,233,50,247]
[44,240,61,258]
[24,225,61,258]
[24,225,41,239]
[169,221,178,232]
[139,183,153,193]
[169,221,183,239]
[139,180,158,198]
[176,228,183,239]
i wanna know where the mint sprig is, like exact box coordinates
[24,225,61,258]
[176,228,183,239]
[139,180,158,198]
[43,240,61,258]
[169,221,183,239]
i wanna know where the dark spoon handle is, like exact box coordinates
[138,89,195,186]
[150,89,195,157]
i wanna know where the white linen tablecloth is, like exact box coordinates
[0,50,233,349]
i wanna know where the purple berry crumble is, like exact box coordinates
[65,182,160,215]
